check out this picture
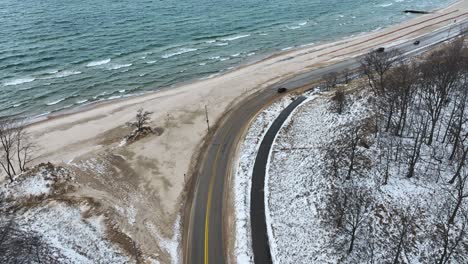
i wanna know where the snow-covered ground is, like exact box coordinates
[266,90,372,263]
[232,94,301,263]
[0,164,131,263]
[264,86,468,263]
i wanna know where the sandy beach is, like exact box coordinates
[17,0,468,261]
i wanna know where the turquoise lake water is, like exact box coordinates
[0,0,454,118]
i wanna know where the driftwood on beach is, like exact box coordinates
[404,10,431,14]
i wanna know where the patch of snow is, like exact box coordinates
[157,215,181,264]
[20,202,129,263]
[233,95,304,263]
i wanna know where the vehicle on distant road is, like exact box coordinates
[277,87,287,93]
[413,40,420,45]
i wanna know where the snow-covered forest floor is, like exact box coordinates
[265,40,468,263]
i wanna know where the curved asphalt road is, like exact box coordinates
[184,18,468,264]
[251,96,307,264]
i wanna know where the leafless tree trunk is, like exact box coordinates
[343,187,373,254]
[345,126,362,180]
[324,72,339,90]
[360,49,402,96]
[419,43,462,145]
[0,118,18,181]
[127,108,153,132]
[406,114,428,178]
[447,170,468,224]
[331,88,346,114]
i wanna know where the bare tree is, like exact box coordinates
[14,121,34,173]
[432,202,467,264]
[0,118,35,181]
[419,44,462,145]
[390,208,417,264]
[406,114,428,178]
[330,88,346,114]
[448,140,468,184]
[342,68,351,84]
[388,63,418,136]
[343,187,373,254]
[324,72,339,90]
[447,169,468,224]
[344,126,363,180]
[0,118,18,181]
[126,108,153,133]
[361,49,402,96]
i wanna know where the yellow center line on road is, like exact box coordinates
[204,122,233,264]
[204,144,221,264]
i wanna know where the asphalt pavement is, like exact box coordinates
[183,18,468,264]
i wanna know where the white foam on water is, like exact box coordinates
[380,3,393,7]
[206,40,216,44]
[247,52,255,56]
[146,60,157,64]
[281,47,293,51]
[219,57,229,61]
[3,77,36,86]
[76,99,88,104]
[221,34,250,41]
[199,62,207,66]
[119,89,126,93]
[231,53,240,57]
[209,56,220,60]
[46,98,65,106]
[161,48,198,59]
[108,63,132,70]
[215,42,228,46]
[86,58,111,67]
[287,25,301,30]
[42,70,82,80]
[13,103,23,108]
[298,21,308,26]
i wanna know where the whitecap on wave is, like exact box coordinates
[221,34,250,41]
[379,3,393,7]
[108,64,132,70]
[42,70,82,80]
[3,77,36,86]
[86,58,111,67]
[46,98,66,106]
[161,48,198,59]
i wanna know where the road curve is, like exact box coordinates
[183,18,468,264]
[251,96,307,264]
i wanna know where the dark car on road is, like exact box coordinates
[376,47,385,53]
[413,40,420,45]
[277,87,287,93]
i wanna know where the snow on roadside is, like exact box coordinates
[233,94,300,263]
[159,215,181,264]
[265,93,371,263]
